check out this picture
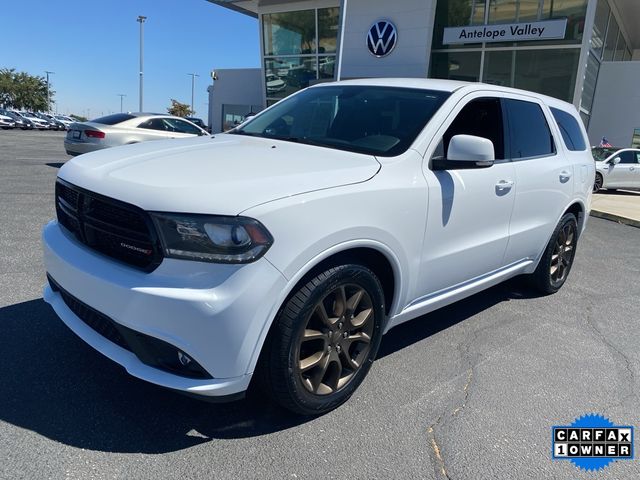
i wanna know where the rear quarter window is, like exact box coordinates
[550,107,587,151]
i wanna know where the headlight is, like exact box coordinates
[150,213,273,264]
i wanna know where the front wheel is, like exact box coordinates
[528,213,578,295]
[593,172,603,193]
[259,264,385,415]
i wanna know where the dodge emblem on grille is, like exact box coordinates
[120,242,152,255]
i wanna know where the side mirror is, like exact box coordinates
[432,134,495,170]
[610,156,621,165]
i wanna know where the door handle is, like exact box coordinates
[630,167,635,171]
[559,170,572,182]
[495,180,514,191]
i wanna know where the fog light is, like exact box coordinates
[178,351,192,366]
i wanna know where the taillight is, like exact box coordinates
[84,129,105,139]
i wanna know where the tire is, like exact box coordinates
[528,213,578,295]
[593,172,603,193]
[258,264,385,415]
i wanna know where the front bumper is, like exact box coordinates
[42,220,287,397]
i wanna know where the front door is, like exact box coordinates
[419,95,516,296]
[607,150,640,189]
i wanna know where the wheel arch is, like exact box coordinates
[246,241,403,376]
[563,200,586,236]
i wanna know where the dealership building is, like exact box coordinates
[206,0,640,147]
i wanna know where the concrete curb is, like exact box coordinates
[590,210,640,229]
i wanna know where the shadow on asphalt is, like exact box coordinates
[45,162,65,168]
[0,279,539,453]
[378,278,538,359]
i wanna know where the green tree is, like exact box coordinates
[0,68,53,111]
[167,99,193,117]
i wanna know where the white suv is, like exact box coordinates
[43,79,594,414]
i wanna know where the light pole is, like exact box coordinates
[45,71,55,113]
[137,15,147,112]
[188,73,199,116]
[117,94,126,113]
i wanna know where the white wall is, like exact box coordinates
[338,0,437,79]
[588,61,640,146]
[207,69,263,133]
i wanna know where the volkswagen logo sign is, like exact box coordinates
[367,20,397,57]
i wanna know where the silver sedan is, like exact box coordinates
[593,147,640,192]
[64,113,208,156]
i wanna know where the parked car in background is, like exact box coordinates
[17,111,50,130]
[592,147,640,191]
[185,117,207,131]
[44,79,593,414]
[0,109,34,129]
[266,73,287,94]
[42,113,68,131]
[32,112,64,131]
[0,113,16,129]
[64,112,208,156]
[54,115,76,129]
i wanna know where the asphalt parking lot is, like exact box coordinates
[1,129,639,479]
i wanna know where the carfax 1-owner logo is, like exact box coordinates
[552,414,634,471]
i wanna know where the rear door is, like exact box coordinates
[419,94,516,296]
[502,96,574,264]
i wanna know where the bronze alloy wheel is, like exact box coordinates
[259,263,384,414]
[295,284,375,395]
[527,213,579,295]
[550,221,576,286]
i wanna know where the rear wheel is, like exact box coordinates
[528,213,578,294]
[259,264,385,415]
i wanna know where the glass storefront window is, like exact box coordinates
[318,7,340,54]
[263,10,316,56]
[591,0,610,60]
[614,33,627,61]
[581,53,600,114]
[602,15,619,61]
[430,51,481,81]
[263,7,340,102]
[432,0,485,49]
[513,49,579,102]
[486,0,587,47]
[487,0,550,24]
[481,48,579,102]
[264,57,317,99]
[318,56,336,80]
[483,50,514,86]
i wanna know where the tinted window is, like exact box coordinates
[551,107,586,151]
[91,113,135,125]
[506,99,555,159]
[234,86,450,156]
[443,97,505,159]
[138,118,169,131]
[166,118,202,135]
[618,151,637,164]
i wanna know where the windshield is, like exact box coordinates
[591,147,618,162]
[231,85,450,157]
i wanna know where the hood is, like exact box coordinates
[58,134,381,215]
